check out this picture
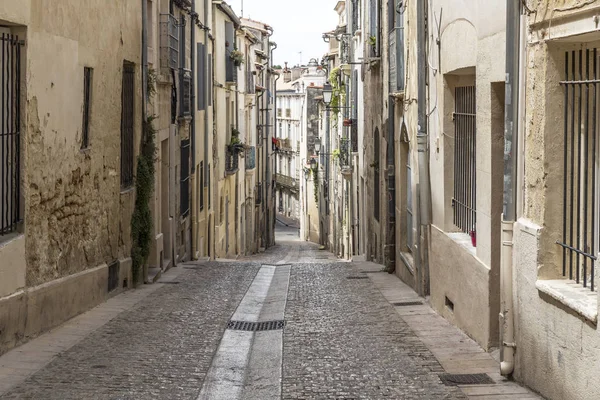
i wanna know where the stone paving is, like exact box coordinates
[0,224,539,399]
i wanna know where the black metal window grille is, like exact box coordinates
[208,163,211,209]
[558,49,599,291]
[180,139,190,217]
[340,138,351,167]
[406,153,413,251]
[199,161,204,211]
[181,72,191,116]
[1,34,22,237]
[452,86,476,234]
[82,67,93,149]
[374,128,380,221]
[120,62,135,189]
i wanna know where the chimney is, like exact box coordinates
[283,61,292,83]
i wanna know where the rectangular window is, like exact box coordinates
[406,154,413,251]
[181,72,191,116]
[374,129,380,221]
[558,49,598,291]
[277,108,282,117]
[285,108,291,118]
[197,43,206,111]
[0,33,22,237]
[208,164,211,209]
[82,67,93,149]
[180,139,190,217]
[452,86,477,235]
[199,161,204,211]
[120,62,135,189]
[369,0,380,57]
[389,0,405,92]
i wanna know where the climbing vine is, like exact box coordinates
[329,67,346,121]
[312,166,319,204]
[131,115,157,285]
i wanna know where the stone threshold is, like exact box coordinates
[355,260,544,400]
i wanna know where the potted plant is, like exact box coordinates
[230,49,244,67]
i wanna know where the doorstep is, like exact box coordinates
[355,261,544,400]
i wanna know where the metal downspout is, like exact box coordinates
[203,0,210,258]
[500,0,521,377]
[141,0,148,281]
[416,0,431,295]
[190,0,197,259]
[266,38,276,247]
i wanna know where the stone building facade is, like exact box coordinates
[0,0,142,354]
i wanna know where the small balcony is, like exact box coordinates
[245,146,256,170]
[225,147,239,175]
[274,173,299,193]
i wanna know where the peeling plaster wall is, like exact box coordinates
[0,0,141,355]
[24,1,142,286]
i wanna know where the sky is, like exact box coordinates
[227,0,339,67]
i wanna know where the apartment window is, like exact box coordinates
[374,127,380,221]
[277,108,282,117]
[180,139,190,217]
[181,72,191,116]
[452,86,477,235]
[0,33,22,237]
[208,164,211,209]
[558,49,598,291]
[197,43,206,111]
[121,62,135,188]
[369,0,380,57]
[199,161,204,211]
[388,0,405,92]
[285,108,291,118]
[82,67,93,149]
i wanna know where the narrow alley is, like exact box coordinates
[0,225,539,400]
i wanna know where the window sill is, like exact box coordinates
[446,232,476,257]
[536,280,598,324]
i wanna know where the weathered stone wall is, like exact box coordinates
[23,1,142,286]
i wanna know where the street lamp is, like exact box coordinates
[314,142,321,155]
[323,83,333,106]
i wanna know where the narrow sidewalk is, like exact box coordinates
[355,261,544,400]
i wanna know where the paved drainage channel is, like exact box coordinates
[197,264,291,400]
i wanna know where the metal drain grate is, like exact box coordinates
[346,276,369,280]
[159,281,180,284]
[360,270,386,274]
[227,320,286,332]
[392,301,424,306]
[439,373,495,386]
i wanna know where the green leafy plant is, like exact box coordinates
[312,165,319,204]
[369,35,377,47]
[131,115,158,285]
[230,49,244,66]
[332,148,341,160]
[147,67,157,101]
[328,67,346,120]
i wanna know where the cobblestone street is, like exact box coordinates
[0,225,539,399]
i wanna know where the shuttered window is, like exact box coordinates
[197,43,206,111]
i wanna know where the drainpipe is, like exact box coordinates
[273,69,282,244]
[190,0,197,259]
[141,0,148,281]
[203,0,210,258]
[266,36,276,247]
[500,0,521,377]
[416,0,431,295]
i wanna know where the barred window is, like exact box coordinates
[452,86,476,236]
[82,67,93,149]
[120,62,135,189]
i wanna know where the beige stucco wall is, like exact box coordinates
[425,0,504,349]
[0,236,26,298]
[511,3,600,398]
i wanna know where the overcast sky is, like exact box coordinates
[227,0,339,67]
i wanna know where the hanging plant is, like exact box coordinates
[332,148,341,160]
[230,49,244,66]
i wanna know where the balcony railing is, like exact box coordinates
[340,138,351,167]
[245,146,256,170]
[225,147,239,175]
[274,173,299,192]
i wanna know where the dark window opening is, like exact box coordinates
[374,127,380,221]
[82,67,93,149]
[199,161,204,211]
[180,139,190,217]
[120,62,135,189]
